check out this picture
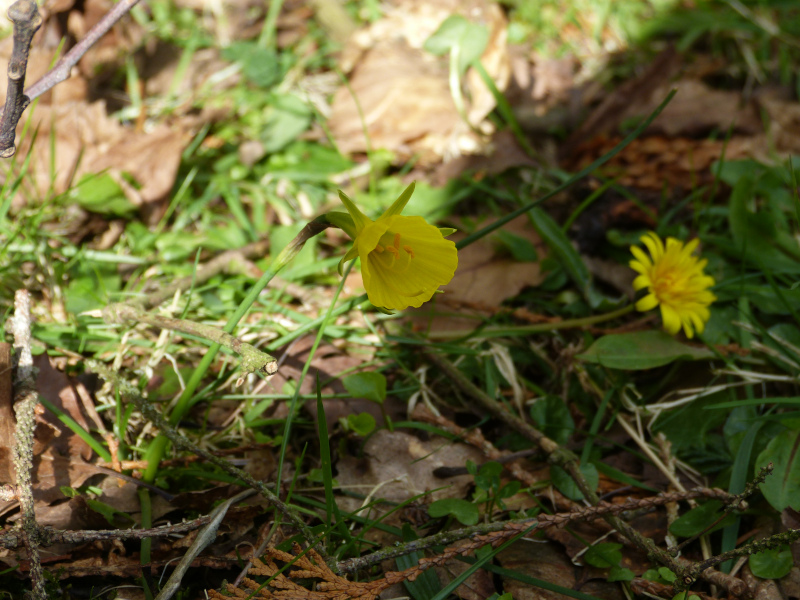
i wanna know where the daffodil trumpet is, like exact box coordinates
[327,182,458,311]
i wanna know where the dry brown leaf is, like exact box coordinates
[11,100,191,221]
[329,0,509,164]
[335,429,484,516]
[497,541,626,600]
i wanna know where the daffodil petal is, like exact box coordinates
[338,190,372,234]
[358,215,457,310]
[380,182,416,220]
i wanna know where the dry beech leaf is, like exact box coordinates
[329,0,509,164]
[445,215,546,308]
[335,429,484,515]
[13,100,190,220]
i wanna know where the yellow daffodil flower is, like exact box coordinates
[336,183,458,311]
[629,232,716,338]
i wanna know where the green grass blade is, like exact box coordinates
[39,397,111,462]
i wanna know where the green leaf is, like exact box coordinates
[608,566,635,582]
[669,500,733,537]
[584,543,623,568]
[69,173,136,217]
[658,567,677,583]
[493,230,539,262]
[343,372,387,404]
[428,498,479,526]
[756,429,800,511]
[529,396,575,445]
[398,524,442,600]
[577,331,714,370]
[729,175,800,273]
[550,463,598,501]
[749,547,793,579]
[423,15,489,75]
[345,412,376,437]
[262,93,313,153]
[222,42,281,87]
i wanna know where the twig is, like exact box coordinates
[11,290,46,599]
[336,488,737,574]
[101,303,278,377]
[0,514,213,549]
[0,0,41,157]
[22,0,141,103]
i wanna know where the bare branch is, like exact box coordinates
[0,0,41,157]
[23,0,141,103]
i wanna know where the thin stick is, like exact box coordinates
[23,0,141,103]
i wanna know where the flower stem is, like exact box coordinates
[426,304,636,340]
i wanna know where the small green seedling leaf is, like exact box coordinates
[344,412,376,437]
[749,547,793,579]
[343,372,387,404]
[550,463,598,501]
[428,498,479,526]
[423,15,489,75]
[578,330,714,370]
[757,429,800,511]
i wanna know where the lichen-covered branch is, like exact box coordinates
[11,290,46,599]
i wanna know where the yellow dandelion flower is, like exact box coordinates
[629,232,716,338]
[337,183,458,311]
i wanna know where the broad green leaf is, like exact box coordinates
[585,543,623,568]
[428,498,479,526]
[343,372,387,404]
[550,463,598,501]
[69,173,136,217]
[756,429,800,511]
[749,547,793,579]
[222,42,281,87]
[608,566,635,582]
[529,396,575,445]
[669,501,734,537]
[578,331,714,370]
